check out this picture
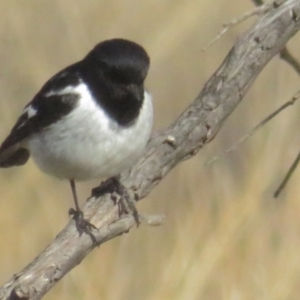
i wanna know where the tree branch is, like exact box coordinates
[1,0,300,299]
[280,46,300,76]
[252,0,300,75]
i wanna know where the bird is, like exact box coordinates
[0,38,153,236]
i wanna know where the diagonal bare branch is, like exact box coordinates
[1,0,300,299]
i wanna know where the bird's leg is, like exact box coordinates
[92,177,140,226]
[69,179,81,212]
[69,179,97,244]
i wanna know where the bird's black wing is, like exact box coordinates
[0,63,82,167]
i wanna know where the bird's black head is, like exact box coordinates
[82,39,150,127]
[85,38,150,86]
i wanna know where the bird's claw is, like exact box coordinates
[69,208,98,244]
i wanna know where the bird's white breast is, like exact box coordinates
[28,84,153,180]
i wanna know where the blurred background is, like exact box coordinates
[0,1,300,299]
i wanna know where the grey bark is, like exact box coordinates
[1,0,300,299]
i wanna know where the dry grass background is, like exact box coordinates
[0,1,300,299]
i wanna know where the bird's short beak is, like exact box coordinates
[127,84,144,102]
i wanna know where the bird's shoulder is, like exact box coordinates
[0,63,83,151]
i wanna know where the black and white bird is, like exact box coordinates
[0,38,153,231]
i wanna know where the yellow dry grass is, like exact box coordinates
[0,1,300,299]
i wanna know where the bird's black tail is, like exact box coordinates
[0,145,30,168]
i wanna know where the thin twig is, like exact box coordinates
[251,0,264,5]
[280,47,300,76]
[274,150,300,197]
[202,4,270,52]
[206,90,300,166]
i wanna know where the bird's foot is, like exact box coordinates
[69,208,98,245]
[92,177,120,196]
[92,177,140,226]
[113,182,140,226]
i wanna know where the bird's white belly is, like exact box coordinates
[28,92,153,180]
